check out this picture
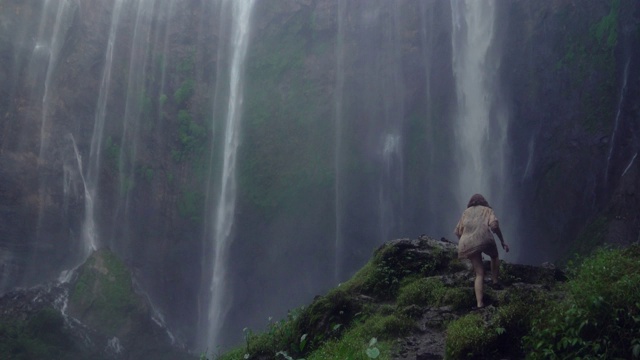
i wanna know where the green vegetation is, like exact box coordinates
[0,308,71,360]
[238,7,333,215]
[172,109,207,162]
[208,239,640,360]
[593,0,620,49]
[397,277,473,311]
[554,0,620,133]
[69,249,145,336]
[159,93,168,106]
[524,245,640,359]
[174,78,195,106]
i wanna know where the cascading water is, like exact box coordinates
[380,132,403,241]
[450,0,507,210]
[114,0,155,241]
[78,0,125,260]
[605,58,631,186]
[34,0,76,243]
[204,0,256,351]
[3,0,637,352]
[67,134,97,256]
[36,0,75,160]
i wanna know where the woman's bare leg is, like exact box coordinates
[490,255,500,285]
[469,252,484,308]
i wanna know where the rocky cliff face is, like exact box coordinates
[0,0,638,350]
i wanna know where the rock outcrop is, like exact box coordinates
[0,249,194,360]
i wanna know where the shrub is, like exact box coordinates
[524,245,640,359]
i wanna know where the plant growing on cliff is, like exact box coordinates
[524,245,640,359]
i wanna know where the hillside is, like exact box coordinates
[212,236,640,360]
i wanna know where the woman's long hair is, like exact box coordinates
[467,193,491,208]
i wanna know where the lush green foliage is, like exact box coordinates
[0,308,72,360]
[211,242,640,360]
[524,246,640,359]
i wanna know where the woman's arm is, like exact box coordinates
[490,222,510,253]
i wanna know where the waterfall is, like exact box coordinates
[450,0,507,209]
[605,58,631,186]
[334,0,346,283]
[450,0,515,259]
[34,0,76,242]
[36,0,75,160]
[77,0,125,260]
[117,0,153,212]
[205,0,256,351]
[622,153,638,178]
[67,134,97,256]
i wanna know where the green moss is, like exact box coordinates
[446,313,496,359]
[397,277,473,311]
[341,243,458,300]
[174,78,195,106]
[69,249,145,336]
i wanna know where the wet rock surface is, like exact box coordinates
[0,250,194,360]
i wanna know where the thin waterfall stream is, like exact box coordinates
[205,0,256,351]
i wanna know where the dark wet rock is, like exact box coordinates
[0,250,195,360]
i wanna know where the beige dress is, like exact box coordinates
[454,205,499,259]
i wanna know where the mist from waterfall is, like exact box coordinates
[3,0,636,353]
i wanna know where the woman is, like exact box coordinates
[454,194,509,309]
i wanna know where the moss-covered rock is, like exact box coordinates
[68,248,146,336]
[214,235,574,360]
